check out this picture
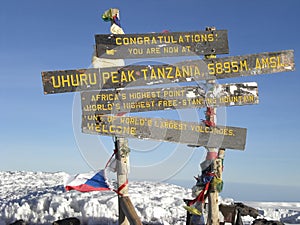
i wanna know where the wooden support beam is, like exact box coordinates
[205,32,221,225]
[119,196,143,225]
[115,137,130,225]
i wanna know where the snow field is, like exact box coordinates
[0,171,299,225]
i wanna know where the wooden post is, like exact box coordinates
[205,77,226,225]
[99,9,141,225]
[204,26,221,225]
[205,83,220,225]
[99,8,130,225]
[115,137,130,225]
[120,196,143,225]
[114,137,142,225]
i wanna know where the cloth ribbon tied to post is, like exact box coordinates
[104,148,129,196]
[102,8,122,27]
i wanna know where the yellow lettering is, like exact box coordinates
[150,69,157,80]
[240,60,249,71]
[201,34,208,42]
[208,34,214,42]
[215,62,223,74]
[89,73,97,85]
[261,58,270,68]
[170,36,176,44]
[146,47,160,54]
[120,72,128,83]
[194,66,201,76]
[208,63,215,75]
[61,75,71,87]
[141,68,148,80]
[269,56,277,68]
[87,122,95,131]
[185,35,190,42]
[123,38,129,45]
[157,36,163,43]
[256,57,278,69]
[111,71,119,83]
[143,36,150,44]
[182,66,190,77]
[115,37,122,45]
[128,48,143,55]
[157,67,166,79]
[127,70,136,81]
[223,62,231,73]
[91,95,98,101]
[277,56,284,67]
[194,34,200,42]
[51,76,61,88]
[151,37,157,44]
[121,93,126,100]
[207,60,249,75]
[71,75,79,86]
[164,36,171,44]
[174,67,182,78]
[255,58,262,69]
[166,67,173,79]
[231,61,238,73]
[137,37,143,45]
[163,46,179,54]
[178,35,184,43]
[248,95,254,102]
[102,72,110,84]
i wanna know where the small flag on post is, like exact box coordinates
[101,8,124,34]
[65,170,110,192]
[102,9,113,22]
[102,8,121,26]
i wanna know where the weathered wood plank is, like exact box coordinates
[81,82,259,115]
[81,115,247,150]
[41,50,294,94]
[95,30,229,59]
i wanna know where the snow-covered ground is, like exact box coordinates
[0,171,299,225]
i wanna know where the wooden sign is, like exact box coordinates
[82,114,247,150]
[41,50,294,94]
[95,30,229,59]
[81,82,259,115]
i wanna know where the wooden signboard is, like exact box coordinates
[95,30,229,59]
[41,50,294,94]
[82,114,247,150]
[81,82,259,115]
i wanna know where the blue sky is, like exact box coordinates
[1,0,300,201]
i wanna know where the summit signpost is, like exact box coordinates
[40,14,295,225]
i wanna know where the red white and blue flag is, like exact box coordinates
[65,170,111,192]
